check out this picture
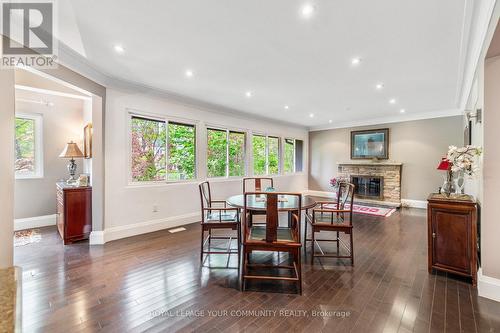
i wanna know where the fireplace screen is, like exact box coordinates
[351,176,383,200]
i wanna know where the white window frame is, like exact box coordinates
[127,111,198,185]
[15,112,44,179]
[206,126,247,179]
[252,133,281,176]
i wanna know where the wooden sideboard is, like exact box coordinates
[56,182,92,245]
[427,193,478,285]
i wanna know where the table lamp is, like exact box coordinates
[59,141,84,184]
[437,158,452,195]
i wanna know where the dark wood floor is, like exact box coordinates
[14,207,500,333]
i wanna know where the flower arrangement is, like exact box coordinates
[446,145,482,177]
[329,176,347,188]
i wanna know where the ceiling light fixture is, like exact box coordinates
[185,69,194,78]
[329,119,333,124]
[351,57,362,66]
[114,44,124,54]
[284,105,289,110]
[389,98,396,104]
[375,83,384,90]
[301,3,315,19]
[245,91,253,98]
[309,113,314,118]
[400,108,406,113]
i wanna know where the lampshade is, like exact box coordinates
[437,158,451,171]
[59,141,84,159]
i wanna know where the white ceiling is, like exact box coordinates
[57,0,471,128]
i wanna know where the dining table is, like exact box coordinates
[226,193,317,211]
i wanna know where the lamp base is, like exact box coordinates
[66,158,78,184]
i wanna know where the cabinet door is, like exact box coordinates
[432,209,471,274]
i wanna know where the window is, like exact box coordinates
[207,128,246,178]
[130,115,196,182]
[252,134,280,175]
[284,138,304,173]
[15,113,43,178]
[284,138,295,173]
[167,122,196,180]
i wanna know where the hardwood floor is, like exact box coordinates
[14,207,500,332]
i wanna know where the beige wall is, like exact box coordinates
[0,69,15,268]
[14,90,85,219]
[309,116,463,201]
[483,55,500,279]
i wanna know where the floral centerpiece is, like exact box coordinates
[329,176,347,189]
[443,145,482,194]
[447,145,482,176]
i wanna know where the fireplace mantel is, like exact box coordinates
[338,161,403,166]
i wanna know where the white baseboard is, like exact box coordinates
[303,190,427,209]
[14,214,56,231]
[90,212,200,245]
[401,199,428,209]
[478,268,500,303]
[304,190,335,198]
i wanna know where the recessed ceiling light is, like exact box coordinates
[185,69,194,78]
[389,98,396,104]
[400,108,406,113]
[114,44,124,54]
[309,113,314,118]
[284,105,289,110]
[351,57,362,66]
[329,119,332,123]
[375,83,384,90]
[245,91,253,98]
[301,4,315,18]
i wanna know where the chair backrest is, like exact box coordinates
[336,182,355,223]
[199,181,212,211]
[242,177,273,193]
[243,192,301,243]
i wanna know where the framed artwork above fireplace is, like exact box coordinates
[351,128,389,159]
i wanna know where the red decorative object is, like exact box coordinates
[437,158,451,170]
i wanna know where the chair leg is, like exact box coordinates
[336,231,340,255]
[296,248,302,295]
[237,225,241,268]
[311,228,315,265]
[200,226,204,264]
[304,219,308,255]
[241,247,247,291]
[350,231,354,266]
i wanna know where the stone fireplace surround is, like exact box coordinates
[337,161,403,205]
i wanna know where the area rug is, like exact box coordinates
[14,229,41,247]
[324,203,396,217]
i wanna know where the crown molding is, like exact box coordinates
[308,108,463,131]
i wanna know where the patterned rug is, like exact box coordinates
[14,229,42,247]
[324,203,396,217]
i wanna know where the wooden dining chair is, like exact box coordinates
[241,192,302,294]
[304,182,355,265]
[242,177,274,225]
[242,177,274,193]
[199,181,240,267]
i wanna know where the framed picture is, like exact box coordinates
[83,123,92,159]
[351,128,389,159]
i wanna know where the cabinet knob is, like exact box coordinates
[432,232,436,239]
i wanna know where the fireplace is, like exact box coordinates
[351,175,384,200]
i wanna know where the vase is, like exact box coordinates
[453,173,465,195]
